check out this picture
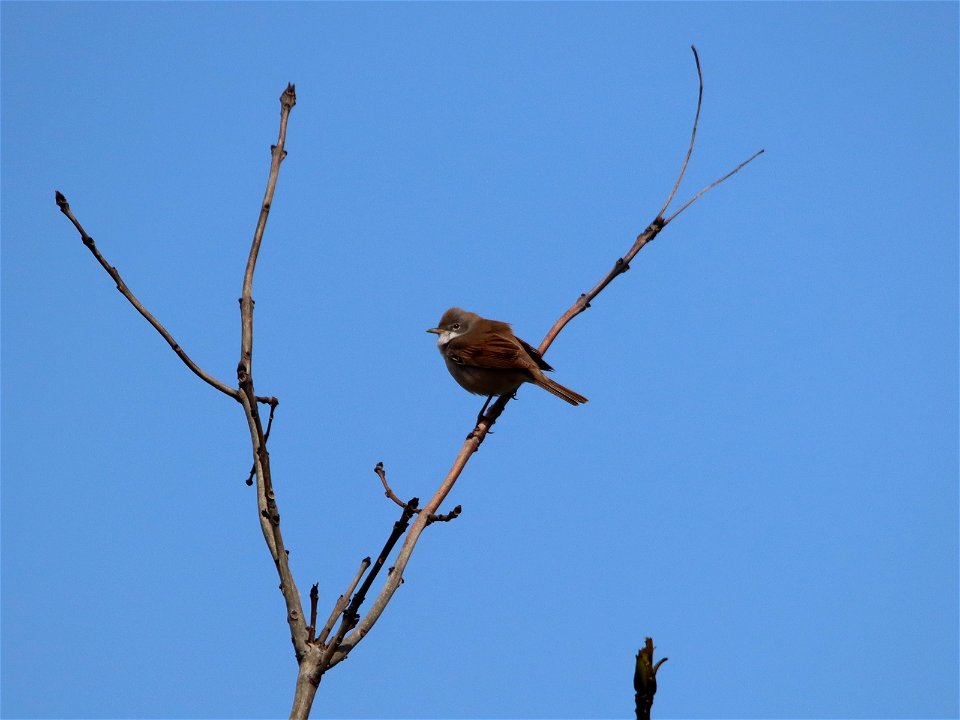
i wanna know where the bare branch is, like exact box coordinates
[329,438,481,668]
[240,83,296,375]
[233,84,308,662]
[321,500,418,671]
[54,191,241,401]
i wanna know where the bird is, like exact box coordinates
[426,307,588,407]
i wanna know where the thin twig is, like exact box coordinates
[375,462,461,524]
[308,583,319,642]
[426,505,462,525]
[240,83,296,374]
[246,396,279,486]
[317,557,371,647]
[656,44,703,220]
[54,191,241,401]
[374,462,406,508]
[663,148,765,226]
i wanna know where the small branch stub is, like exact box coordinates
[634,637,667,720]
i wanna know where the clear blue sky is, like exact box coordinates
[2,3,957,719]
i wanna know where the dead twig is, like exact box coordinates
[635,637,668,720]
[308,584,319,642]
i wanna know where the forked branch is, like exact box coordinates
[540,45,764,352]
[57,84,310,671]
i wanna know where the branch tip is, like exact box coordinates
[656,43,704,220]
[281,83,297,109]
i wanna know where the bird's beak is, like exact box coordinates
[426,327,441,334]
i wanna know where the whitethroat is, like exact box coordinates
[427,308,588,407]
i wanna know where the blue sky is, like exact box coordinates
[2,3,957,719]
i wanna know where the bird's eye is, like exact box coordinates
[452,323,460,330]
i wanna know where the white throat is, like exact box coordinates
[435,329,464,348]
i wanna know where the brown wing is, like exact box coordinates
[515,336,554,372]
[447,331,534,370]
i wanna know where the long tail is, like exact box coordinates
[533,375,588,406]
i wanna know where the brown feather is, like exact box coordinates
[447,331,528,370]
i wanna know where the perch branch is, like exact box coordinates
[327,45,763,669]
[54,191,240,401]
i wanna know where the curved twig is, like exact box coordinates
[374,462,407,508]
[656,44,703,220]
